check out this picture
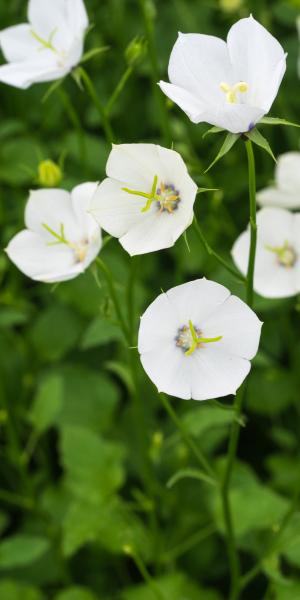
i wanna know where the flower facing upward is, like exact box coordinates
[6,183,101,283]
[0,0,88,89]
[159,16,286,134]
[90,144,198,256]
[138,279,262,401]
[257,152,300,210]
[232,208,300,298]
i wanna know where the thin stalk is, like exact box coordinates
[78,67,114,143]
[95,257,130,343]
[160,393,215,480]
[126,548,165,600]
[244,139,257,307]
[138,0,171,146]
[106,65,133,115]
[161,523,216,563]
[58,87,86,165]
[221,386,246,600]
[193,216,245,284]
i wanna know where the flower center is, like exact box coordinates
[220,81,249,104]
[265,241,297,268]
[30,28,67,65]
[122,174,180,214]
[42,222,89,263]
[175,320,223,356]
[156,182,181,213]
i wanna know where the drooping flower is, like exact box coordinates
[257,152,300,209]
[138,279,262,401]
[6,183,101,283]
[90,144,198,256]
[232,207,300,298]
[159,16,286,134]
[0,0,88,89]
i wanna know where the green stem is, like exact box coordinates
[127,548,165,600]
[95,257,130,343]
[78,67,114,143]
[161,523,216,563]
[221,386,246,600]
[106,65,133,115]
[58,87,86,166]
[244,139,257,307]
[160,393,215,480]
[138,0,171,146]
[193,216,245,283]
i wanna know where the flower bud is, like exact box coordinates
[38,159,62,187]
[125,36,147,67]
[219,0,243,12]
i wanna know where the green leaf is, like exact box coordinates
[62,496,151,559]
[259,116,300,128]
[80,315,122,349]
[80,46,109,65]
[167,468,216,488]
[204,132,240,173]
[0,535,50,569]
[122,572,222,600]
[0,580,44,600]
[31,305,83,362]
[202,126,225,138]
[29,374,63,434]
[273,579,300,600]
[55,365,119,433]
[60,426,125,503]
[245,127,276,161]
[247,368,296,416]
[54,587,98,600]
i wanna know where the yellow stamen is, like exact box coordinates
[265,241,297,268]
[220,81,249,104]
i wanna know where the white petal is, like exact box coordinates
[5,230,82,283]
[187,346,251,400]
[25,189,81,242]
[71,182,100,237]
[106,144,165,188]
[168,33,232,105]
[0,57,67,89]
[140,343,191,399]
[205,103,265,134]
[276,152,300,194]
[201,295,262,360]
[0,24,38,61]
[257,187,300,210]
[165,279,230,325]
[227,16,286,112]
[65,0,88,36]
[256,207,294,246]
[138,291,179,353]
[158,81,207,123]
[27,0,72,49]
[90,178,146,238]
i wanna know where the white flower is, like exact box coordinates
[159,16,286,134]
[90,143,198,256]
[138,279,262,401]
[232,207,300,298]
[6,183,101,283]
[0,0,88,89]
[257,152,300,209]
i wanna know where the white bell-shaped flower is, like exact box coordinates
[138,279,262,401]
[90,143,198,256]
[6,183,101,283]
[232,207,300,298]
[257,152,300,209]
[0,0,88,89]
[159,16,286,134]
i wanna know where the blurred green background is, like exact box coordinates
[1,0,300,598]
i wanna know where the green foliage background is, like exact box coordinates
[1,0,300,598]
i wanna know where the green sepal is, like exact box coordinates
[202,126,225,138]
[259,116,300,128]
[197,187,219,194]
[167,468,217,489]
[42,76,65,103]
[204,132,240,173]
[80,46,110,65]
[245,127,276,162]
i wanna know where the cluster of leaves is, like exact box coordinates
[1,0,300,598]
